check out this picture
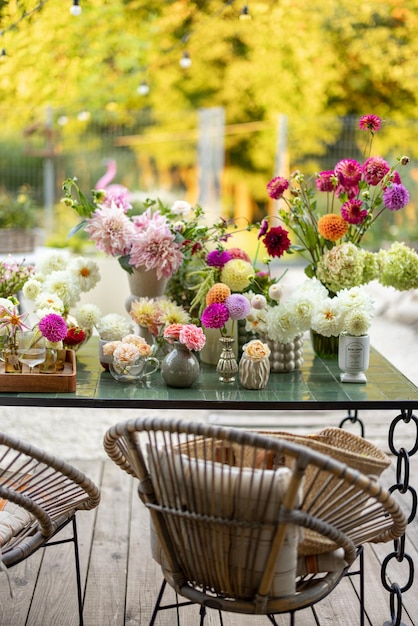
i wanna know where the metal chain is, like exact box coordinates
[338,409,365,438]
[382,409,418,626]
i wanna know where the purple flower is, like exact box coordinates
[225,294,251,320]
[201,303,229,329]
[206,250,232,268]
[257,219,269,239]
[38,313,68,343]
[383,184,410,211]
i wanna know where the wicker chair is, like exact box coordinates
[104,417,406,626]
[0,432,101,626]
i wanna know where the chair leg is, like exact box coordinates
[199,605,207,625]
[149,579,167,626]
[71,515,84,626]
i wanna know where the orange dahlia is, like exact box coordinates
[206,282,231,305]
[317,214,348,241]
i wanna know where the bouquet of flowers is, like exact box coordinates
[102,334,152,372]
[62,178,242,283]
[22,250,101,348]
[163,323,206,351]
[0,258,34,299]
[201,283,251,337]
[266,114,418,293]
[246,279,374,344]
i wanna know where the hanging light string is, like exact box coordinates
[137,0,239,93]
[0,0,50,40]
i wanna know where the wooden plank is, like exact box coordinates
[82,459,131,626]
[0,551,43,625]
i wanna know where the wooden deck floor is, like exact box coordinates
[1,413,417,626]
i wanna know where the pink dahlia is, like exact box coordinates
[266,176,289,200]
[201,302,229,329]
[315,170,336,192]
[383,184,410,211]
[358,114,381,133]
[163,323,184,341]
[227,247,252,263]
[129,224,184,279]
[179,324,206,351]
[262,226,291,258]
[102,189,132,212]
[38,313,68,343]
[340,199,368,225]
[85,205,135,256]
[362,157,390,185]
[335,159,362,188]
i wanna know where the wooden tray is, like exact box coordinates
[0,350,76,393]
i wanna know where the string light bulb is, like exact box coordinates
[70,0,82,16]
[239,4,251,20]
[137,80,150,96]
[180,51,192,69]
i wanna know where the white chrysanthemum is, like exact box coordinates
[335,286,374,317]
[43,271,81,309]
[343,309,372,336]
[68,257,101,292]
[22,278,43,301]
[295,278,329,300]
[75,304,102,329]
[310,298,342,337]
[34,292,64,314]
[36,251,70,276]
[266,302,301,344]
[96,314,134,341]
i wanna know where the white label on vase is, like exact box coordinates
[345,341,367,370]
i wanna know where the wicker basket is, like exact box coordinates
[0,229,36,253]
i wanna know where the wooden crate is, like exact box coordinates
[0,350,76,393]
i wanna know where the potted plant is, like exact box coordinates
[0,186,42,253]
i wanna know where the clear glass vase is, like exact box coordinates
[217,336,238,383]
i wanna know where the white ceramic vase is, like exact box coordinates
[125,266,168,314]
[338,334,370,383]
[239,354,270,389]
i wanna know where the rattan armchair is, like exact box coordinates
[104,417,406,626]
[0,432,101,626]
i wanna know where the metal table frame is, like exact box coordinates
[1,338,417,626]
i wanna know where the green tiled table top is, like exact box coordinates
[1,337,418,410]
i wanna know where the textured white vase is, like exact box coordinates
[263,335,304,373]
[239,354,270,389]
